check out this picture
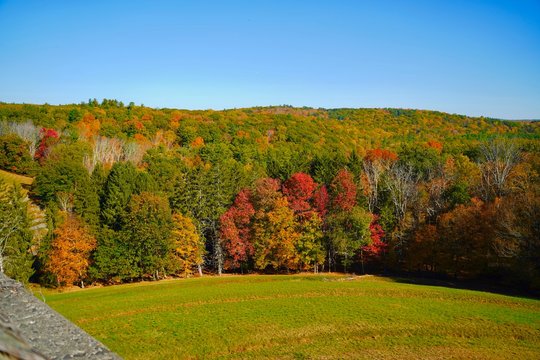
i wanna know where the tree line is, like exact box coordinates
[0,102,538,290]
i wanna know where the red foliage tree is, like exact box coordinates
[282,172,318,219]
[313,185,329,219]
[219,189,256,269]
[35,128,59,162]
[330,169,357,211]
[362,215,387,260]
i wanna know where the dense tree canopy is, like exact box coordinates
[0,101,538,290]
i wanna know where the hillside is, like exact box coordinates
[1,102,539,157]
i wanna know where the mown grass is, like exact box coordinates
[38,275,540,359]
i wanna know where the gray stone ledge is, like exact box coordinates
[0,274,121,360]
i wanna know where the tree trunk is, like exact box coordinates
[328,252,331,273]
[197,264,203,277]
[360,250,365,275]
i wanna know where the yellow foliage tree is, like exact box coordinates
[171,213,205,276]
[253,197,300,271]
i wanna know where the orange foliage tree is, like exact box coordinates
[436,198,495,278]
[190,136,205,148]
[426,140,443,153]
[77,113,101,139]
[46,213,97,287]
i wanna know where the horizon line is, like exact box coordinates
[1,99,538,122]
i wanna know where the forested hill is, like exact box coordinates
[0,102,538,159]
[0,100,539,292]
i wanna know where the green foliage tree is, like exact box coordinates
[143,147,184,196]
[33,143,99,226]
[68,108,81,123]
[326,207,372,272]
[310,151,348,185]
[121,192,173,279]
[90,228,138,282]
[101,162,139,230]
[91,164,109,203]
[0,134,36,174]
[265,146,310,181]
[0,180,34,283]
[295,214,325,272]
[398,143,442,180]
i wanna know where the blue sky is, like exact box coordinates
[0,0,539,119]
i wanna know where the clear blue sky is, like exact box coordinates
[1,0,539,119]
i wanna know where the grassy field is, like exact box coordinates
[37,275,540,359]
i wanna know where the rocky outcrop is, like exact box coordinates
[0,273,121,359]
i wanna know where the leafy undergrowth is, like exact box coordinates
[38,275,540,359]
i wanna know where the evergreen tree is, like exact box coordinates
[0,180,34,282]
[101,162,139,230]
[90,227,138,282]
[121,192,173,279]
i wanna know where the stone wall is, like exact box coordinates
[0,274,121,359]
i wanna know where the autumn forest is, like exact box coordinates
[0,100,539,292]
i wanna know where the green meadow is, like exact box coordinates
[38,275,540,359]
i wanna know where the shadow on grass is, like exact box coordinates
[382,273,540,300]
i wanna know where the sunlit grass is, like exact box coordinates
[38,275,540,359]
